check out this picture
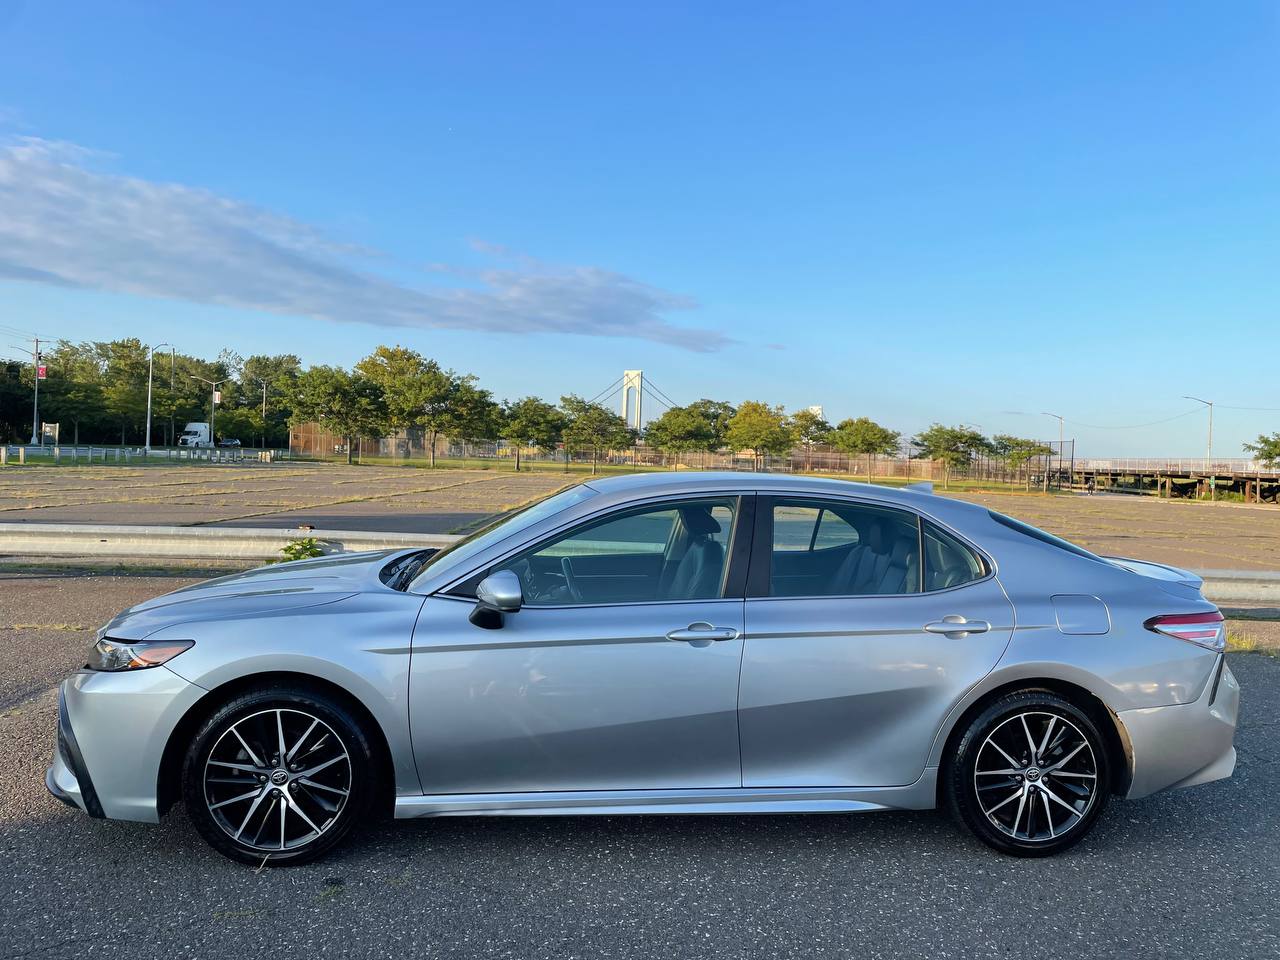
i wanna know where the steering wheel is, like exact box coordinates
[559,556,583,602]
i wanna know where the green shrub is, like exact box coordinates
[277,537,325,563]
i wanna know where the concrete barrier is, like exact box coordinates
[1,522,1276,601]
[0,523,460,561]
[1196,570,1280,606]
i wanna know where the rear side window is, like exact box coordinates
[922,522,986,590]
[765,499,919,597]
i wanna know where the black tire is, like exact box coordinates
[945,689,1111,857]
[182,685,377,866]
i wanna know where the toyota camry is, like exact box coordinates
[47,472,1238,864]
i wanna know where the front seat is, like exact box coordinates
[663,507,725,600]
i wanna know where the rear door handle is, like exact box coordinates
[666,621,739,644]
[923,616,991,638]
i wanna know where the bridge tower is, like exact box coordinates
[621,370,643,430]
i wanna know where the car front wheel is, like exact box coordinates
[182,685,376,866]
[946,690,1111,857]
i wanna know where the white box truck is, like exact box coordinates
[178,422,213,447]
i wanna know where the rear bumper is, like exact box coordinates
[1119,655,1239,799]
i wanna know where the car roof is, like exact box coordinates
[583,470,927,504]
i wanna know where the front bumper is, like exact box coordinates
[44,667,205,822]
[1119,655,1240,800]
[46,684,101,816]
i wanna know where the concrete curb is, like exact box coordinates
[0,522,460,561]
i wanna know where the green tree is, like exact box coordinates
[726,401,793,470]
[287,366,387,465]
[501,397,565,472]
[450,377,501,440]
[560,394,634,474]
[39,341,107,445]
[992,435,1055,489]
[644,404,718,464]
[101,339,149,445]
[239,353,301,447]
[912,423,991,489]
[1245,434,1280,467]
[686,399,736,449]
[790,408,833,471]
[355,346,445,461]
[830,417,901,482]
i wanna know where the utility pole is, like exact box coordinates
[30,336,40,445]
[6,336,44,445]
[144,342,170,455]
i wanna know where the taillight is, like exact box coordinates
[1144,611,1225,652]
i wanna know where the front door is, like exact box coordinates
[409,496,748,795]
[739,496,1014,787]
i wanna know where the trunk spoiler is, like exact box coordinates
[1102,555,1204,591]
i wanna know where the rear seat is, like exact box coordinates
[828,521,920,595]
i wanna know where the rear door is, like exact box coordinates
[739,496,1014,787]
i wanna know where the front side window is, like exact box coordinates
[497,498,737,606]
[767,499,920,597]
[409,482,599,590]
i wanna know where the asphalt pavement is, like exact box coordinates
[1,572,1277,959]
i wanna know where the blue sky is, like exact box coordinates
[0,1,1276,456]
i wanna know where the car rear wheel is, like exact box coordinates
[946,690,1110,857]
[182,686,376,866]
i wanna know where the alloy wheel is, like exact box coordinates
[203,708,352,852]
[973,710,1098,843]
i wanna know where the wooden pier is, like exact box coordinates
[1070,459,1280,503]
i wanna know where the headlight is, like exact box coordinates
[87,637,194,672]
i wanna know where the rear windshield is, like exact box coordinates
[408,482,599,590]
[987,510,1103,563]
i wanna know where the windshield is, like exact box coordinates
[408,482,599,591]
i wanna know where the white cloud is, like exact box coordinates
[0,137,730,351]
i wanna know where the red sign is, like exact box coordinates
[37,364,47,380]
[213,390,222,404]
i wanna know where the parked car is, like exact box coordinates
[47,473,1237,865]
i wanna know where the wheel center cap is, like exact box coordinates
[1025,767,1042,782]
[270,769,289,786]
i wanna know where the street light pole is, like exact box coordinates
[255,377,268,449]
[1041,412,1064,448]
[144,342,170,455]
[1042,411,1065,488]
[190,375,228,446]
[1183,396,1214,471]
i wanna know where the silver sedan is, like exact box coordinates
[47,473,1239,864]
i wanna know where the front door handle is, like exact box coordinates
[666,621,739,644]
[923,615,991,638]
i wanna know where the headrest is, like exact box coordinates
[680,506,721,537]
[890,536,914,566]
[866,520,887,554]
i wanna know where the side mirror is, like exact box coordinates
[469,570,523,629]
